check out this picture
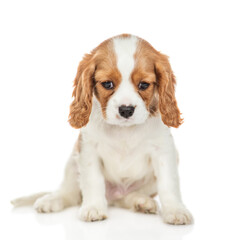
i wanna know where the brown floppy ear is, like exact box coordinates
[154,53,183,128]
[68,54,96,129]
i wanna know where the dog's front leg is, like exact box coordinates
[77,143,107,222]
[151,134,193,225]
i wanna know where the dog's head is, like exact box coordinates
[69,34,183,128]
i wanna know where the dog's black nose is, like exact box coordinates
[118,105,135,118]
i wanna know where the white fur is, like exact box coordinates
[12,35,193,224]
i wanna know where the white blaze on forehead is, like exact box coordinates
[113,36,138,81]
[106,36,149,125]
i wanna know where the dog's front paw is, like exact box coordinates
[162,206,193,225]
[79,205,108,222]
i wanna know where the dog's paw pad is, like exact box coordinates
[34,194,64,213]
[162,207,193,225]
[79,206,107,222]
[134,196,158,214]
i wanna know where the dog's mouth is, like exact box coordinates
[116,114,134,121]
[105,115,135,127]
[116,114,136,124]
[105,114,145,127]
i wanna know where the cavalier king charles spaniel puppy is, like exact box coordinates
[12,34,193,225]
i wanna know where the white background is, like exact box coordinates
[1,0,238,239]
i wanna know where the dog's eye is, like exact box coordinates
[138,82,150,90]
[101,81,114,90]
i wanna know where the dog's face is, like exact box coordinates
[69,34,183,128]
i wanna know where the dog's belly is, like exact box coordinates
[97,141,154,200]
[105,178,146,201]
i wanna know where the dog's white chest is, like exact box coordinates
[96,138,153,184]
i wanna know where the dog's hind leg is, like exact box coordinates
[33,148,81,213]
[111,176,158,214]
[12,145,81,213]
[115,191,158,214]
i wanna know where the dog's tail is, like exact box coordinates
[11,192,50,207]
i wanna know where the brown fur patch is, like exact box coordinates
[150,193,158,198]
[131,53,157,114]
[68,37,122,128]
[132,37,183,128]
[93,41,122,117]
[68,53,95,129]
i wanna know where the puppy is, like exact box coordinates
[12,34,193,224]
